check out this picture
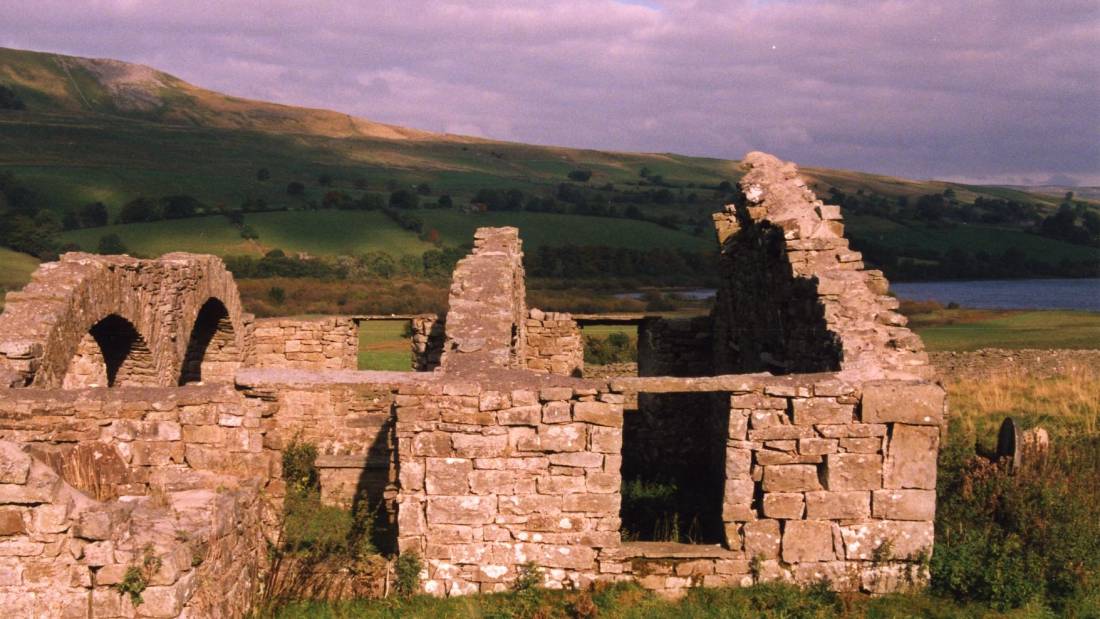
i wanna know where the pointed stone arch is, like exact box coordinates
[179,297,241,384]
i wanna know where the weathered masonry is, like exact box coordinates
[0,152,943,616]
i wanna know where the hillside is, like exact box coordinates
[0,46,1096,293]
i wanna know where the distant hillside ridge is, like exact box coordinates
[0,46,460,141]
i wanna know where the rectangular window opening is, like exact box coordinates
[579,322,639,378]
[356,319,416,371]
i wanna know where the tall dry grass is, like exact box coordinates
[946,364,1100,445]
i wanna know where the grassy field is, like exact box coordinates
[357,320,414,371]
[0,247,39,310]
[907,309,1100,351]
[61,211,436,258]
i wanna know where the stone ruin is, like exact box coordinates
[0,152,944,617]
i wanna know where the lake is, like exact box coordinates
[618,278,1100,311]
[890,278,1100,311]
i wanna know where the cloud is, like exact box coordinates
[0,0,1097,183]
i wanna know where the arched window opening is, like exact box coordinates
[179,298,239,385]
[62,314,154,388]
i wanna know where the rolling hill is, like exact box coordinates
[0,45,1096,293]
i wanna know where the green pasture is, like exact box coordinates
[911,310,1100,351]
[357,319,413,371]
[845,214,1097,263]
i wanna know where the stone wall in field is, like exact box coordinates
[523,310,583,377]
[637,316,714,377]
[250,317,358,370]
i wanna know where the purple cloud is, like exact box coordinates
[1,0,1097,183]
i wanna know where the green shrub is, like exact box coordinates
[584,332,637,365]
[932,426,1100,611]
[394,551,423,598]
[281,440,318,495]
[116,566,147,606]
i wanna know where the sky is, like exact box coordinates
[1,0,1098,185]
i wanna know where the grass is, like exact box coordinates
[946,364,1100,443]
[357,320,413,371]
[907,308,1100,351]
[0,246,39,310]
[269,580,1071,618]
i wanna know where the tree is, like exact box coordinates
[317,173,334,187]
[568,169,593,182]
[117,197,161,223]
[79,202,109,227]
[437,194,453,208]
[416,183,432,196]
[256,168,271,181]
[0,84,25,110]
[160,195,202,219]
[354,178,368,190]
[389,189,420,210]
[286,181,305,196]
[96,234,128,255]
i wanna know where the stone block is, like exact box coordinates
[0,442,31,484]
[452,433,508,458]
[861,381,944,425]
[762,465,822,492]
[782,520,837,563]
[542,401,571,424]
[426,496,496,525]
[872,489,936,521]
[563,493,618,513]
[840,521,934,560]
[0,508,25,535]
[469,469,516,494]
[823,454,882,491]
[743,519,781,559]
[538,424,588,452]
[884,425,939,489]
[549,452,603,468]
[497,405,541,426]
[762,492,804,519]
[590,426,622,453]
[0,462,61,504]
[425,458,472,495]
[791,399,852,425]
[839,437,882,453]
[725,448,753,478]
[804,491,870,519]
[798,438,838,456]
[816,424,887,438]
[572,401,620,427]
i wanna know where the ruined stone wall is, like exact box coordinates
[250,317,358,370]
[0,440,266,618]
[238,373,401,528]
[0,253,249,388]
[711,153,929,379]
[394,376,624,593]
[722,375,942,591]
[606,373,944,593]
[441,228,527,370]
[410,314,445,372]
[0,385,270,497]
[524,309,583,377]
[637,316,714,377]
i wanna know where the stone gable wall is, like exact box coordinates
[711,153,930,379]
[250,317,358,370]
